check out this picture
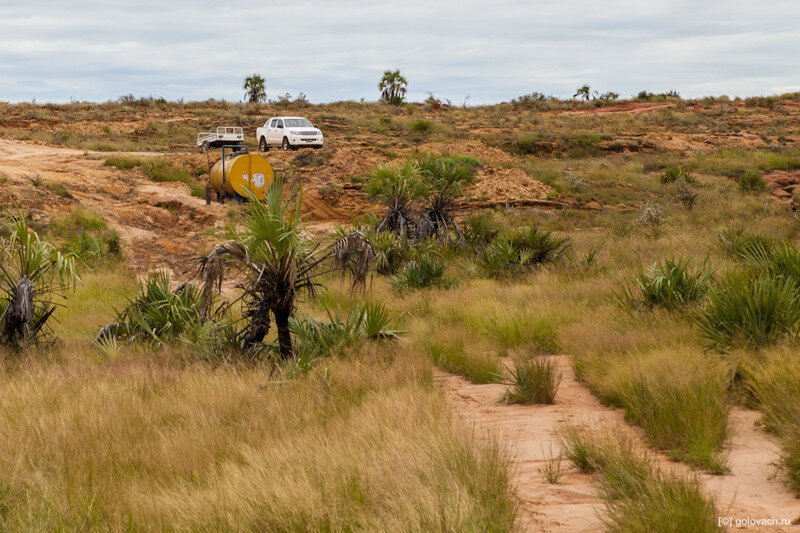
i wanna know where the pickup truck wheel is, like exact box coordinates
[282,137,291,151]
[259,137,268,152]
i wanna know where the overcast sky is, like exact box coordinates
[1,1,798,104]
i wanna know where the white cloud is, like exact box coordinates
[0,0,798,103]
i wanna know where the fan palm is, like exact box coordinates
[243,74,267,103]
[198,182,374,359]
[378,69,408,106]
[416,155,478,241]
[365,162,426,236]
[0,217,77,348]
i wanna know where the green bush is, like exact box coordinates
[738,168,766,192]
[48,208,122,260]
[695,273,800,349]
[143,159,190,183]
[482,226,569,277]
[615,258,711,310]
[390,255,456,290]
[114,273,204,344]
[661,166,695,184]
[463,213,501,248]
[104,156,145,170]
[409,119,435,134]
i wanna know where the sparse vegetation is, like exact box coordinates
[3,92,800,529]
[502,356,562,404]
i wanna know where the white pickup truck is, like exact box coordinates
[256,117,324,151]
[197,126,244,152]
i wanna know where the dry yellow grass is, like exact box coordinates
[0,271,517,530]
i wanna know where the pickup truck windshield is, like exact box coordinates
[284,119,313,128]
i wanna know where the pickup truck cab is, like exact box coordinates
[256,117,324,151]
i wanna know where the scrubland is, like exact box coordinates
[1,93,800,529]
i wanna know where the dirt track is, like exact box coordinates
[438,357,800,532]
[0,139,224,276]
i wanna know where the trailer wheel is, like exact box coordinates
[259,137,269,152]
[201,140,209,153]
[282,137,291,151]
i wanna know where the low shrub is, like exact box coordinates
[482,226,569,277]
[738,168,766,192]
[409,119,435,134]
[463,212,501,248]
[143,158,190,183]
[695,272,800,350]
[503,356,562,404]
[104,156,145,170]
[661,166,695,184]
[614,258,712,311]
[112,273,204,344]
[390,255,456,290]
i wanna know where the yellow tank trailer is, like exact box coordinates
[210,153,274,202]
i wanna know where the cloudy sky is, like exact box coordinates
[1,1,798,104]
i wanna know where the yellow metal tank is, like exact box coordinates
[210,153,274,201]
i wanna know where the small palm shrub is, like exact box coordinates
[695,273,800,349]
[360,302,400,340]
[614,258,712,311]
[503,356,562,405]
[482,226,569,277]
[738,168,766,192]
[113,273,204,344]
[365,162,426,235]
[0,217,78,348]
[718,227,774,261]
[739,240,800,283]
[367,230,410,275]
[416,154,478,242]
[293,303,399,360]
[390,255,456,290]
[463,212,501,248]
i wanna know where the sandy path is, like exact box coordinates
[437,357,800,531]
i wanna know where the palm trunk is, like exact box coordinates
[5,277,34,347]
[273,306,293,359]
[243,299,271,347]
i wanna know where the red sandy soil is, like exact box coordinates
[438,356,800,532]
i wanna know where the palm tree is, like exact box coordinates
[0,217,77,348]
[365,162,425,236]
[378,69,408,106]
[198,182,374,359]
[416,155,478,242]
[243,74,267,103]
[574,84,593,101]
